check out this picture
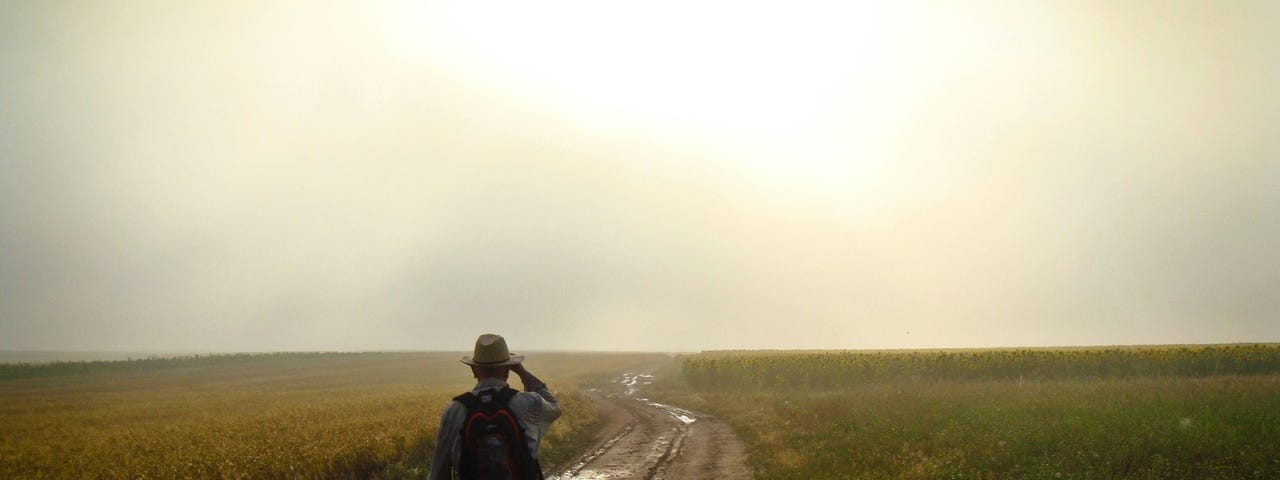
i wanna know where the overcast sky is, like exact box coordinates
[2,1,1278,353]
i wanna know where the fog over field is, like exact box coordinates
[2,1,1278,353]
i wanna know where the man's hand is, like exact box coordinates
[510,363,547,392]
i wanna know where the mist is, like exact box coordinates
[2,1,1278,352]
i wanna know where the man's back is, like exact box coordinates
[429,365,560,480]
[453,386,539,478]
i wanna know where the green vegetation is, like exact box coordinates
[660,345,1280,479]
[683,344,1280,388]
[0,351,665,479]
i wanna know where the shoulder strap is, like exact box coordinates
[494,386,520,406]
[453,391,479,411]
[453,386,519,413]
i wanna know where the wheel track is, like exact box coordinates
[550,370,751,480]
[643,421,688,480]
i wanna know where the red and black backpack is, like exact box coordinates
[453,387,544,480]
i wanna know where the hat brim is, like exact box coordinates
[460,354,524,367]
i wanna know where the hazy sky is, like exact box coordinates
[2,1,1278,352]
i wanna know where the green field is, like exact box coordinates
[655,345,1280,479]
[0,351,666,479]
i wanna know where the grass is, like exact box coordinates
[0,351,666,479]
[654,346,1280,480]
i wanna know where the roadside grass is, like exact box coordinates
[0,351,666,479]
[652,346,1280,480]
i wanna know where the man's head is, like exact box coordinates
[460,334,524,378]
[470,364,510,380]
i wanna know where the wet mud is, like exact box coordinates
[550,371,752,480]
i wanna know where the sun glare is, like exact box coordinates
[380,2,921,148]
[375,1,1083,214]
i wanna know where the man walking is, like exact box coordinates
[429,334,560,480]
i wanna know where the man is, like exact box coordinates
[429,334,560,480]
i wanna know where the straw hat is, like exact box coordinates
[460,334,525,366]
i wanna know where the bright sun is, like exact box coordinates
[377,1,1075,210]
[386,2,915,133]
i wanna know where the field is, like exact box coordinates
[0,351,667,479]
[6,346,1280,479]
[654,345,1280,479]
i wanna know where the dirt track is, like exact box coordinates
[550,371,753,480]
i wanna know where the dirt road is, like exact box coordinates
[549,371,753,480]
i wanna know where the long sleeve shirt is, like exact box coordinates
[428,371,560,480]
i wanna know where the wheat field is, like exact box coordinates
[0,351,666,479]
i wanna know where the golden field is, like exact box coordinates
[0,352,666,479]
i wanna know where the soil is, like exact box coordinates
[549,370,753,480]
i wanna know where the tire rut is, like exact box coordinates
[550,370,752,480]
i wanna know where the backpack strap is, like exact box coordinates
[452,391,479,411]
[494,386,519,406]
[453,386,520,412]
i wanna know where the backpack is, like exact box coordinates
[454,386,544,480]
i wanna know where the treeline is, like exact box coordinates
[0,352,381,381]
[682,344,1280,390]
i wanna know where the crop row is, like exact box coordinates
[682,344,1280,389]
